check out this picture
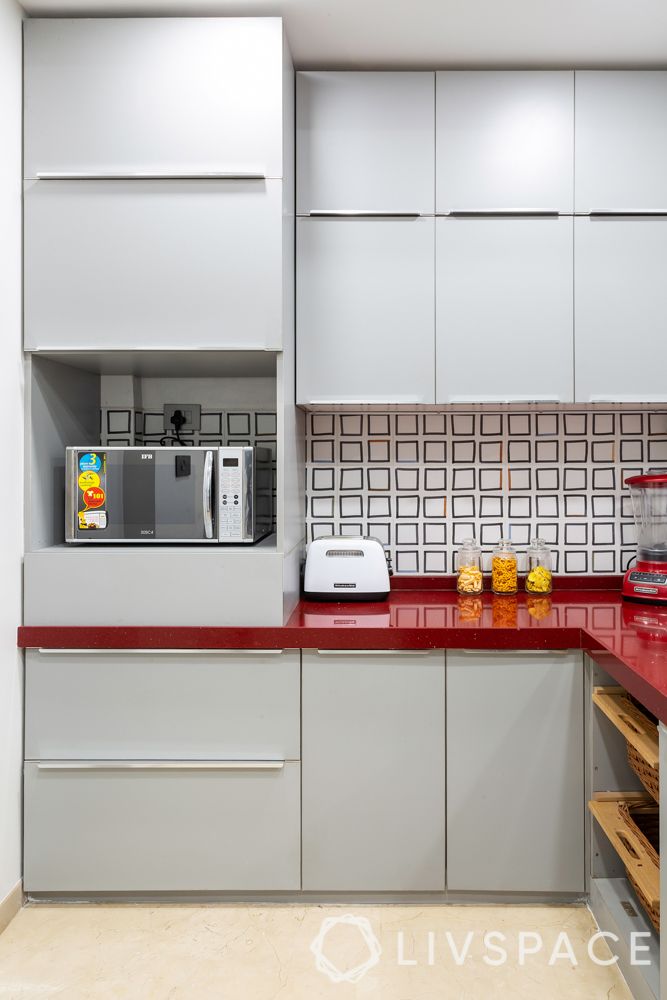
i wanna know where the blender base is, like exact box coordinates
[622,564,667,603]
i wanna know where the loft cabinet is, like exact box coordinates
[435,216,574,403]
[24,18,286,178]
[296,217,435,404]
[24,179,283,351]
[446,651,585,893]
[302,651,446,891]
[436,71,574,214]
[575,71,667,212]
[574,216,667,402]
[296,71,435,215]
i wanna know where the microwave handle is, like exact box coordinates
[203,450,214,540]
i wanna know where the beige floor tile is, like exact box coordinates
[0,903,634,1000]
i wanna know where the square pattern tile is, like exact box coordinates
[305,410,667,575]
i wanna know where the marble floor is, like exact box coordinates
[0,903,634,999]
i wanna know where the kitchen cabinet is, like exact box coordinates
[435,216,574,403]
[24,18,287,178]
[436,71,574,214]
[24,761,300,891]
[296,217,435,404]
[446,651,585,893]
[25,649,300,762]
[302,650,446,891]
[574,216,667,402]
[575,71,667,212]
[24,179,283,351]
[297,71,435,215]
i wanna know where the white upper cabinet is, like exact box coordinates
[436,71,574,214]
[296,71,435,215]
[297,218,435,405]
[575,72,667,213]
[436,217,574,403]
[24,179,283,352]
[24,18,287,178]
[574,217,667,402]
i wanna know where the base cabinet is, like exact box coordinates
[302,650,446,891]
[446,651,585,893]
[24,761,300,892]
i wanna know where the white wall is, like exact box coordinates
[0,0,24,903]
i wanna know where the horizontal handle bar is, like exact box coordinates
[455,650,573,656]
[448,396,561,404]
[314,649,433,656]
[37,648,285,655]
[35,171,266,181]
[308,210,421,218]
[442,209,560,218]
[306,399,425,405]
[35,760,285,771]
[588,209,667,217]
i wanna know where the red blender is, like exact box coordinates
[623,473,667,603]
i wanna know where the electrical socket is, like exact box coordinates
[163,404,201,433]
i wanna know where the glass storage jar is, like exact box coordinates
[491,539,518,595]
[456,538,483,595]
[525,538,553,594]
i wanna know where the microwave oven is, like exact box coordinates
[65,446,273,544]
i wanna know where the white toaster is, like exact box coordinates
[303,536,391,602]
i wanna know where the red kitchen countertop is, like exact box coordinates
[17,576,667,723]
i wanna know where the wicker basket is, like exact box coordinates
[627,742,660,803]
[619,799,660,933]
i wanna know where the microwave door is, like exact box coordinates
[154,449,216,542]
[71,448,145,542]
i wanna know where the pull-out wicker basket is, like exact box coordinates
[619,799,660,933]
[593,687,659,802]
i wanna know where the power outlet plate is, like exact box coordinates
[163,403,202,433]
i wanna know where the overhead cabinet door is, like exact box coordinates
[302,651,446,891]
[297,217,435,404]
[24,18,285,178]
[575,71,667,212]
[574,216,667,402]
[297,71,435,215]
[24,179,283,351]
[435,216,574,403]
[436,71,574,214]
[447,651,585,893]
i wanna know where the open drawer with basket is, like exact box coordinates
[592,686,659,802]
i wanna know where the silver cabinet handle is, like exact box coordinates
[588,209,667,217]
[35,171,266,181]
[203,450,214,540]
[448,396,561,404]
[308,210,421,218]
[314,649,433,656]
[442,209,560,218]
[35,760,285,771]
[36,648,286,655]
[306,398,426,405]
[454,650,573,656]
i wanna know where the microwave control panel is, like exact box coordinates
[219,456,244,540]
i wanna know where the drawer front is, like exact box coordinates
[25,650,300,761]
[24,179,283,352]
[24,761,300,891]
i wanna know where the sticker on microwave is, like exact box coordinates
[79,452,102,473]
[78,470,101,491]
[83,486,105,509]
[78,510,108,530]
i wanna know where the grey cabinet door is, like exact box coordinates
[24,179,283,351]
[436,71,574,213]
[297,71,435,215]
[24,761,300,892]
[575,71,667,212]
[435,217,574,403]
[302,650,446,891]
[447,651,585,893]
[574,217,667,402]
[24,18,285,178]
[297,218,435,404]
[25,650,300,762]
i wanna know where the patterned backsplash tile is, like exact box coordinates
[305,409,667,575]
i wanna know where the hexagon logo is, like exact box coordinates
[310,913,382,983]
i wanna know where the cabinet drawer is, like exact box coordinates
[25,650,300,761]
[24,760,300,891]
[24,179,283,352]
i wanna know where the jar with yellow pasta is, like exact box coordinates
[491,539,518,595]
[456,538,483,595]
[526,538,553,594]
